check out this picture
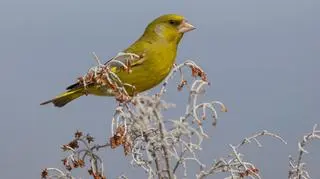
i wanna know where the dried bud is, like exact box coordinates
[72,160,79,168]
[190,65,207,81]
[177,79,187,91]
[110,126,126,149]
[61,158,68,166]
[239,167,259,177]
[86,134,95,143]
[67,140,79,149]
[115,93,131,103]
[78,159,85,168]
[41,169,48,179]
[74,130,83,139]
[123,136,132,156]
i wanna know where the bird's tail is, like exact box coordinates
[40,89,84,107]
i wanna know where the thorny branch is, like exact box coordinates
[288,124,320,179]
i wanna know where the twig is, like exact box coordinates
[289,124,320,179]
[197,130,286,179]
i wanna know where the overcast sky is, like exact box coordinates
[0,0,319,178]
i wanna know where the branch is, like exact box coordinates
[289,124,320,179]
[41,131,107,179]
[197,130,286,179]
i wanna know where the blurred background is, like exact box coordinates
[0,0,319,178]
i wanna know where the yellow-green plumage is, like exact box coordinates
[41,14,195,107]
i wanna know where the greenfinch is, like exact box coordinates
[41,14,195,107]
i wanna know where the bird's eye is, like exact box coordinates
[169,20,176,25]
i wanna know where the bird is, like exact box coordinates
[40,14,195,107]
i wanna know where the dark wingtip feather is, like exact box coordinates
[40,98,69,108]
[66,82,79,90]
[40,99,53,106]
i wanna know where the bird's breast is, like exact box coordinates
[117,44,177,94]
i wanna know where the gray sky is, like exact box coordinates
[0,0,319,178]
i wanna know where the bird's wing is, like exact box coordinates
[66,50,147,91]
[103,51,146,70]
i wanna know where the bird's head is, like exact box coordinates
[144,14,195,44]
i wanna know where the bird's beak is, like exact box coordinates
[178,20,196,33]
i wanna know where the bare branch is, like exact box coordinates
[197,130,286,179]
[289,124,320,179]
[42,57,227,179]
